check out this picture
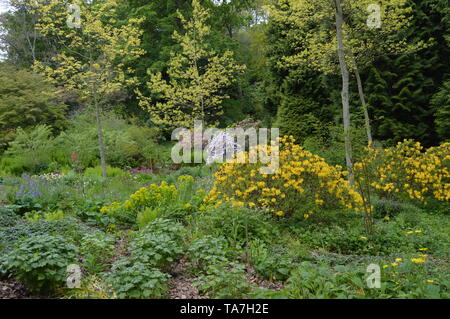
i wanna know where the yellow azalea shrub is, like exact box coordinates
[205,136,364,218]
[354,140,450,203]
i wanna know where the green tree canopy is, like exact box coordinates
[0,65,67,150]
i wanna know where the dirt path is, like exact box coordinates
[168,258,206,299]
[0,279,40,299]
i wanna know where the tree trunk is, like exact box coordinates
[354,65,373,144]
[227,24,233,38]
[335,0,353,182]
[94,94,107,178]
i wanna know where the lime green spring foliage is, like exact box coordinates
[137,0,245,128]
[268,0,419,74]
[100,175,205,227]
[33,0,144,101]
[84,166,126,178]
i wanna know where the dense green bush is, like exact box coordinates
[193,262,252,299]
[274,97,322,144]
[186,236,228,273]
[104,258,170,299]
[195,205,278,246]
[248,239,295,281]
[129,218,185,270]
[131,232,183,270]
[0,66,67,150]
[373,199,423,219]
[0,207,20,227]
[84,165,126,178]
[0,234,78,293]
[56,112,162,170]
[2,125,55,174]
[139,218,186,243]
[303,125,368,167]
[0,112,164,175]
[80,233,115,275]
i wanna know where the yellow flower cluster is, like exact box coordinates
[382,249,429,269]
[100,181,178,216]
[126,182,178,211]
[100,201,124,214]
[411,256,427,264]
[383,258,403,269]
[354,140,450,203]
[406,229,423,235]
[205,136,364,217]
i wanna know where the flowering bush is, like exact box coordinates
[100,182,178,217]
[205,136,364,218]
[99,175,205,226]
[354,140,450,203]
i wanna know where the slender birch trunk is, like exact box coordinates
[354,64,373,144]
[94,94,107,179]
[335,0,353,182]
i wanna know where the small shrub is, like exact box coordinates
[0,234,78,293]
[80,233,115,275]
[104,258,170,299]
[373,199,422,219]
[136,207,162,230]
[4,125,55,174]
[187,236,228,273]
[0,207,20,227]
[100,182,179,226]
[195,205,278,246]
[126,182,178,212]
[144,218,186,243]
[99,176,207,227]
[130,218,185,269]
[84,165,126,178]
[193,262,252,298]
[248,239,294,281]
[131,232,183,270]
